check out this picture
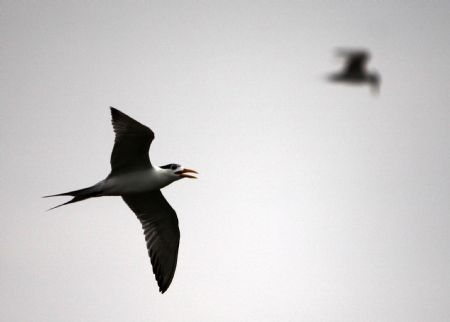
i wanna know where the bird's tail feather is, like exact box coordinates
[44,185,101,211]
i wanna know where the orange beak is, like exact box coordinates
[179,168,198,179]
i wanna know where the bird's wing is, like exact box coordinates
[122,190,180,293]
[110,107,155,175]
[337,49,370,74]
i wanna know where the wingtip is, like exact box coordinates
[110,106,121,121]
[110,106,128,120]
[156,276,171,294]
[159,286,169,294]
[335,47,369,57]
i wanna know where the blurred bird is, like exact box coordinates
[328,48,380,94]
[45,107,198,293]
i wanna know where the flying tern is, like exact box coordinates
[328,48,381,93]
[45,107,197,293]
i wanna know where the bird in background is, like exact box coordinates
[44,107,198,293]
[328,48,381,94]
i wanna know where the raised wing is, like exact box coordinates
[338,49,370,74]
[110,107,155,175]
[122,190,180,293]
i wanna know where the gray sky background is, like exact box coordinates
[1,1,450,321]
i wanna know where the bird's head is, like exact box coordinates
[160,163,198,180]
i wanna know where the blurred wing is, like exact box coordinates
[122,190,180,293]
[110,107,155,175]
[337,49,370,74]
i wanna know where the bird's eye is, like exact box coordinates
[171,164,178,170]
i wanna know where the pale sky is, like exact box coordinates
[1,1,450,321]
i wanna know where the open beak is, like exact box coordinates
[178,168,198,179]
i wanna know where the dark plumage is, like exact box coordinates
[328,49,380,93]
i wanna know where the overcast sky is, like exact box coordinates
[1,1,450,321]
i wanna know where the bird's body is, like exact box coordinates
[100,167,178,196]
[45,107,197,293]
[328,48,380,93]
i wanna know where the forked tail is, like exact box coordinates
[43,185,101,211]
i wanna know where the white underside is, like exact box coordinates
[98,167,177,196]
